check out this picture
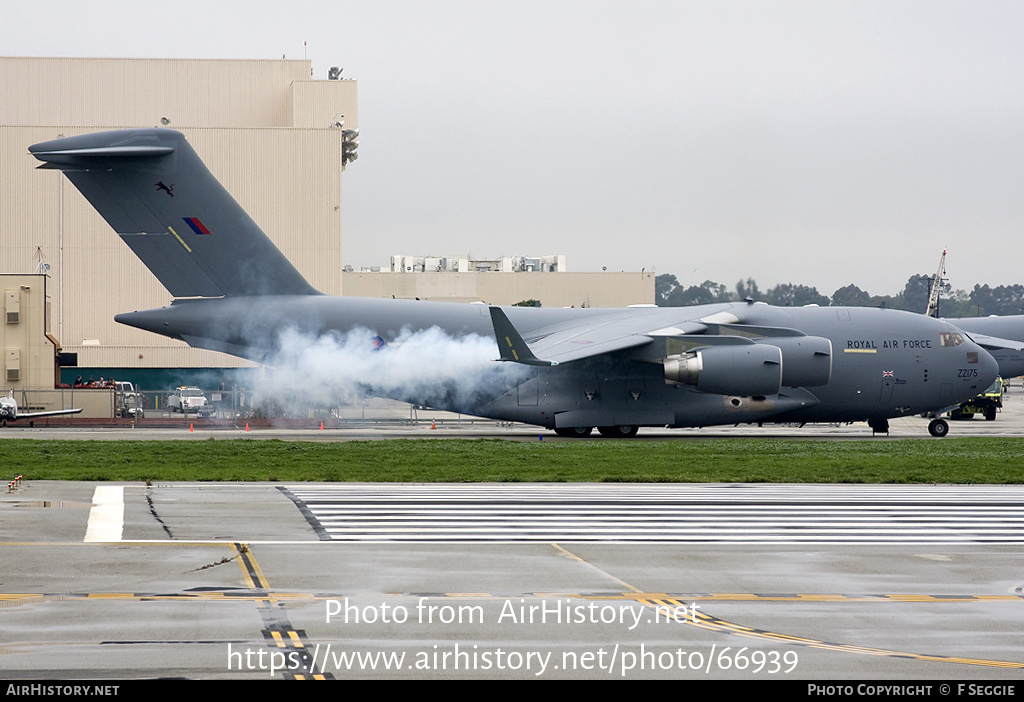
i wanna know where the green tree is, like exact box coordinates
[941,289,973,317]
[989,284,1024,315]
[655,274,680,306]
[830,284,871,307]
[868,294,897,309]
[892,274,932,313]
[967,284,1024,316]
[664,279,732,306]
[968,284,995,317]
[735,278,761,301]
[766,283,829,307]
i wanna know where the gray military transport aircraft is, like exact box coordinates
[29,128,1009,437]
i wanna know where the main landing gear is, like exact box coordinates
[553,425,640,438]
[597,425,639,438]
[554,426,593,437]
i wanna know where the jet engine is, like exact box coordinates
[756,336,832,387]
[663,344,782,396]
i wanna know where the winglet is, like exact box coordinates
[488,307,554,366]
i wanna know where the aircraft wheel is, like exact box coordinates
[598,425,639,438]
[928,418,949,438]
[554,426,593,437]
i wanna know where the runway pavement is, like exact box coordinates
[2,480,1024,679]
[3,389,1024,679]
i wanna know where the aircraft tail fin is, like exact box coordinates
[29,128,319,298]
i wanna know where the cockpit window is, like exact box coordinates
[940,332,966,347]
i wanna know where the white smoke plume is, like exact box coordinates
[250,325,529,417]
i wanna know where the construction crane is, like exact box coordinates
[925,249,947,318]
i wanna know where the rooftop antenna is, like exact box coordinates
[33,247,50,275]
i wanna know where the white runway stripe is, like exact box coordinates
[283,484,1024,543]
[84,485,124,542]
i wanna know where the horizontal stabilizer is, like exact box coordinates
[29,129,318,298]
[31,144,175,163]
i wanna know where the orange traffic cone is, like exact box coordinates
[320,421,324,430]
[190,423,194,432]
[245,422,250,432]
[431,420,436,430]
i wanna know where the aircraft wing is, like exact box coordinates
[488,306,831,385]
[489,307,711,365]
[962,333,1024,352]
[19,408,83,419]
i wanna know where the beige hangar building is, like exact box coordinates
[0,56,653,396]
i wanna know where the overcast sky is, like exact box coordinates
[5,1,1024,297]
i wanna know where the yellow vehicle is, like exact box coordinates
[949,378,1004,421]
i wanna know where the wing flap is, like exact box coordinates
[708,323,807,338]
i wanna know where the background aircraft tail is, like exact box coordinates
[29,128,318,298]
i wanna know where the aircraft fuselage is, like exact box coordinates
[115,296,997,431]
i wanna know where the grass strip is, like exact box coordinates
[2,437,1023,483]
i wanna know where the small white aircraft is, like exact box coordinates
[0,391,82,427]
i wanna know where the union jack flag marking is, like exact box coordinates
[882,370,894,377]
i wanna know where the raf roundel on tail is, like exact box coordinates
[30,128,1014,437]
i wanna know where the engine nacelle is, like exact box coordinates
[663,344,782,396]
[757,336,832,387]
